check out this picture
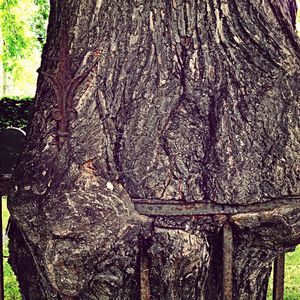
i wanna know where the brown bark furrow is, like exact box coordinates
[149,228,210,299]
[228,0,282,71]
[7,0,300,299]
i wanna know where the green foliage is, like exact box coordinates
[0,97,33,130]
[0,0,50,96]
[0,0,32,73]
[32,0,50,49]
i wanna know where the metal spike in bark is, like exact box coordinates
[223,222,233,300]
[140,239,151,300]
[42,24,89,150]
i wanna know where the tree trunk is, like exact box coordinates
[8,0,300,299]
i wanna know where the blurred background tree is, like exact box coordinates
[0,0,49,97]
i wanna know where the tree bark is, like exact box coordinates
[8,0,300,299]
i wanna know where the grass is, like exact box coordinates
[1,197,300,299]
[267,245,300,300]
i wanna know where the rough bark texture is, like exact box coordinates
[8,0,300,299]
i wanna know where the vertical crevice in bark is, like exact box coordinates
[205,232,223,299]
[7,0,300,299]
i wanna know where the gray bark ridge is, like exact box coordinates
[8,0,300,299]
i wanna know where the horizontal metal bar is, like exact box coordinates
[132,196,300,216]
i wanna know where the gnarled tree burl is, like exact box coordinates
[8,0,300,299]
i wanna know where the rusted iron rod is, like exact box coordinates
[273,254,285,300]
[140,240,151,300]
[132,196,300,216]
[223,222,233,300]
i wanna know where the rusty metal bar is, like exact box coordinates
[223,222,233,300]
[140,240,151,300]
[132,196,300,216]
[0,191,4,300]
[273,254,285,300]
